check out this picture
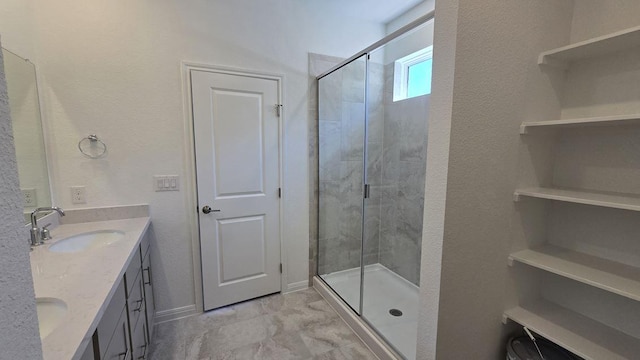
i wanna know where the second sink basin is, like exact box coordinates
[48,230,125,253]
[36,297,67,339]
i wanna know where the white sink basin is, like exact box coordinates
[36,297,67,339]
[48,230,125,253]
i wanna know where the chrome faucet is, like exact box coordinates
[30,207,65,247]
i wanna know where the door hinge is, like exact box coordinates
[278,188,282,198]
[364,184,370,199]
[275,104,283,117]
[279,263,283,273]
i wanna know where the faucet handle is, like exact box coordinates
[41,223,53,241]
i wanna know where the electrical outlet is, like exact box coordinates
[22,188,37,207]
[70,186,86,204]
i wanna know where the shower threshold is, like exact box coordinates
[316,264,419,360]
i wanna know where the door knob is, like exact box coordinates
[202,206,220,214]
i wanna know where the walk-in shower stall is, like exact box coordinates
[316,14,434,360]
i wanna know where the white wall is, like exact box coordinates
[0,0,36,60]
[7,0,385,314]
[0,38,43,360]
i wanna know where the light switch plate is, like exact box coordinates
[22,188,37,207]
[154,175,179,192]
[70,186,87,204]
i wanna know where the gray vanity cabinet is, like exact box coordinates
[88,234,155,360]
[79,339,96,360]
[131,314,149,359]
[95,281,129,360]
[125,243,149,360]
[141,242,155,341]
[101,310,131,360]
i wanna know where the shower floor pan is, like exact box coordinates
[320,264,419,360]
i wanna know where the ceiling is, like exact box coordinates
[328,0,426,24]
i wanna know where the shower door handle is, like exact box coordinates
[364,184,370,199]
[202,206,221,214]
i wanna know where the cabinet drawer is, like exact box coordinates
[131,312,149,360]
[127,271,145,330]
[102,307,131,360]
[97,280,126,355]
[125,247,142,295]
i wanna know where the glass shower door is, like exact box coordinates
[317,55,367,313]
[361,21,432,360]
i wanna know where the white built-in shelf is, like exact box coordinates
[509,245,640,302]
[504,300,640,360]
[513,187,640,212]
[520,114,640,134]
[539,25,640,67]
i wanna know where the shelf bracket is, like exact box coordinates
[513,192,522,202]
[507,256,514,267]
[502,313,509,325]
[519,124,529,135]
[537,54,568,69]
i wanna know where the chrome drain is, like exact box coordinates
[389,309,403,317]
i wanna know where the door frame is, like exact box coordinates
[180,62,286,313]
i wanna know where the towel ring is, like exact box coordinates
[78,134,107,159]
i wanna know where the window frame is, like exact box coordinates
[393,45,433,102]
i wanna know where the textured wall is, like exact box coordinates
[0,39,43,360]
[416,0,575,358]
[570,0,640,43]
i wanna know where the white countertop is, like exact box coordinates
[30,217,151,360]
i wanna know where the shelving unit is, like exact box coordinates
[508,23,640,359]
[509,245,640,302]
[520,113,640,134]
[538,25,640,67]
[513,187,640,212]
[504,300,640,360]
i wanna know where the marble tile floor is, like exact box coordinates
[148,288,378,360]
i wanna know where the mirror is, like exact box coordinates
[2,48,52,223]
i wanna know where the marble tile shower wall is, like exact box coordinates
[377,63,428,286]
[311,54,427,287]
[317,58,369,275]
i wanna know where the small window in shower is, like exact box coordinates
[393,45,433,101]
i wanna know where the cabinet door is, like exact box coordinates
[97,281,126,358]
[131,315,148,360]
[102,309,130,360]
[142,251,155,340]
[127,271,145,331]
[79,337,96,360]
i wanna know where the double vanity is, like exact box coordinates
[3,43,157,360]
[30,207,155,360]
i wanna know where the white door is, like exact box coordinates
[191,69,281,311]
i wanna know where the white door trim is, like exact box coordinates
[180,62,286,313]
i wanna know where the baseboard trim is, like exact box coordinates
[313,276,401,360]
[284,280,309,293]
[154,304,199,324]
